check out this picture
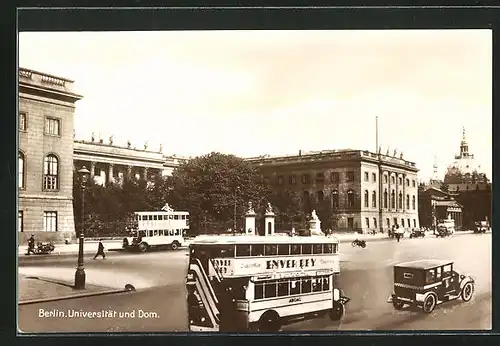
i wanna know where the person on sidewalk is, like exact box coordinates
[26,235,36,255]
[93,239,106,260]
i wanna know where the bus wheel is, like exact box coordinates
[171,241,180,250]
[138,242,149,253]
[330,302,345,320]
[257,311,281,332]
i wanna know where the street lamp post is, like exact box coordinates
[233,186,240,234]
[74,166,90,290]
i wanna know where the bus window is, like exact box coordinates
[250,244,264,256]
[313,244,323,254]
[290,280,300,295]
[158,230,163,236]
[148,215,153,221]
[153,215,158,221]
[170,230,175,236]
[236,245,250,257]
[255,283,264,300]
[312,278,322,292]
[264,282,277,298]
[323,244,333,253]
[302,244,312,255]
[322,276,330,291]
[301,279,312,293]
[264,244,278,256]
[181,215,186,220]
[278,244,289,256]
[291,244,301,255]
[217,245,235,258]
[139,230,147,238]
[153,230,158,236]
[332,244,338,253]
[169,215,174,220]
[174,215,179,220]
[277,280,289,297]
[149,230,153,237]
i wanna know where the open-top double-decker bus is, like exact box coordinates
[185,234,350,332]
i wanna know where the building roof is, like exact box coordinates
[434,200,462,208]
[395,259,453,270]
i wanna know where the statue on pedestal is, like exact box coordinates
[311,209,319,221]
[127,140,131,148]
[91,132,95,142]
[247,201,255,214]
[266,202,273,214]
[109,135,114,145]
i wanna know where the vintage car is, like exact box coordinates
[474,221,490,234]
[387,259,475,313]
[409,229,426,238]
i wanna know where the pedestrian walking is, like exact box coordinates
[26,234,35,255]
[93,239,106,259]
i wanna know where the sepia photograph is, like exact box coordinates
[17,29,492,333]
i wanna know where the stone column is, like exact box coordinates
[143,167,149,181]
[402,173,406,212]
[264,203,276,236]
[127,165,132,180]
[245,202,256,236]
[108,164,114,184]
[90,161,96,178]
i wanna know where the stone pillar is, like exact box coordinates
[90,161,96,178]
[402,173,406,211]
[245,202,256,236]
[143,167,149,180]
[264,203,275,236]
[108,164,114,184]
[127,165,132,179]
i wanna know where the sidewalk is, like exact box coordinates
[18,274,117,304]
[18,240,123,256]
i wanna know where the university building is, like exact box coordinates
[247,149,420,234]
[18,68,83,243]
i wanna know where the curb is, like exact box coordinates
[19,284,136,305]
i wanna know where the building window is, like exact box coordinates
[372,191,377,208]
[346,171,354,182]
[19,112,27,131]
[364,190,369,208]
[330,172,339,183]
[317,190,324,201]
[384,174,388,184]
[43,154,59,190]
[289,175,296,185]
[372,173,376,182]
[412,195,416,210]
[413,219,417,228]
[391,190,395,209]
[45,117,61,136]
[383,189,388,208]
[406,178,410,186]
[412,180,416,187]
[316,172,325,182]
[386,218,390,228]
[43,211,58,232]
[347,190,354,207]
[347,218,354,229]
[401,218,405,228]
[364,172,369,182]
[365,217,370,228]
[391,176,395,184]
[398,177,403,185]
[19,152,25,189]
[18,211,24,232]
[407,218,411,228]
[373,218,378,229]
[398,192,403,209]
[277,175,284,185]
[332,191,339,209]
[301,174,310,184]
[406,194,410,209]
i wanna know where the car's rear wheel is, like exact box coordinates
[171,241,180,250]
[392,298,404,310]
[461,282,474,302]
[422,294,436,314]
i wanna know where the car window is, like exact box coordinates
[436,267,442,280]
[443,264,452,274]
[426,269,436,284]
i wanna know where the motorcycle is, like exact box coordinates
[351,239,366,248]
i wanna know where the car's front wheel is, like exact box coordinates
[461,282,474,302]
[422,294,436,314]
[392,298,404,310]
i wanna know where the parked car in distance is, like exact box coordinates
[409,229,426,238]
[388,259,475,314]
[474,221,490,234]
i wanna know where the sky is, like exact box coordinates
[18,30,492,182]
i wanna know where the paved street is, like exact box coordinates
[18,233,491,332]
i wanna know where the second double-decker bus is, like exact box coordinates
[122,208,189,252]
[185,234,350,332]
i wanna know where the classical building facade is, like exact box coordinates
[418,187,463,230]
[248,149,420,233]
[18,68,83,243]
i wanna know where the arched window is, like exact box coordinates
[372,191,377,208]
[398,192,403,209]
[43,154,59,190]
[383,189,388,208]
[364,190,369,208]
[412,195,416,210]
[19,152,25,188]
[347,190,354,207]
[391,190,395,209]
[332,190,339,208]
[406,194,410,209]
[317,190,324,202]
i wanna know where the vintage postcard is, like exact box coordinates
[17,28,492,333]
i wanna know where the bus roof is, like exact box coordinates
[134,211,189,215]
[191,234,340,245]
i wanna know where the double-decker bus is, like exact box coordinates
[122,208,189,252]
[185,234,350,332]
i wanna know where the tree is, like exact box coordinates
[271,191,307,230]
[166,152,271,235]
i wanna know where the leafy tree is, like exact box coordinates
[166,152,271,235]
[271,191,307,230]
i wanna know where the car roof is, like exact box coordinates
[395,259,453,270]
